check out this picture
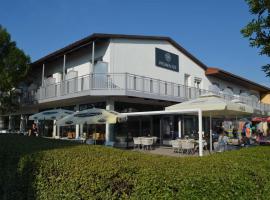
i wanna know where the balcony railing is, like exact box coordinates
[21,73,270,113]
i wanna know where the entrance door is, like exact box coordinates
[93,61,108,88]
[160,116,174,145]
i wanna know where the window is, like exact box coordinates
[212,82,220,87]
[227,86,233,91]
[194,78,202,89]
[239,90,246,95]
[184,74,190,86]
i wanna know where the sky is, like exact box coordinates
[0,0,269,86]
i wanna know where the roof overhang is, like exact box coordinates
[206,67,270,94]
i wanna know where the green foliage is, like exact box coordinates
[241,0,270,76]
[0,25,30,114]
[1,135,270,199]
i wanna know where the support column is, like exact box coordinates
[62,55,66,95]
[89,41,95,89]
[91,41,95,72]
[198,110,203,157]
[57,126,60,138]
[19,115,24,133]
[8,115,12,131]
[63,55,66,81]
[209,115,213,152]
[42,63,45,87]
[76,124,80,139]
[105,98,114,146]
[178,117,182,138]
[75,104,80,139]
[53,120,56,138]
[159,117,162,145]
[0,116,4,130]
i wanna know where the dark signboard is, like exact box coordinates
[155,48,179,72]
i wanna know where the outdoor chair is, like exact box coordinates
[171,140,181,153]
[152,136,158,144]
[141,137,153,150]
[133,137,142,149]
[181,140,195,155]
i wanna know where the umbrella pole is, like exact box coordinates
[210,114,212,153]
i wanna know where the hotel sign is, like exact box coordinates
[155,48,179,72]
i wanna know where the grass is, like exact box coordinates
[0,134,270,199]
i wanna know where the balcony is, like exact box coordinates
[21,73,270,113]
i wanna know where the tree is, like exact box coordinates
[0,25,30,114]
[241,0,270,77]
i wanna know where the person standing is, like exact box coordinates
[29,123,38,136]
[217,131,228,152]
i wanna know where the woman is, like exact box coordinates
[217,131,228,152]
[29,123,38,136]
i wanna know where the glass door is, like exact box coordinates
[93,61,108,88]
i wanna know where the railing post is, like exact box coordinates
[171,83,174,96]
[142,76,145,92]
[90,73,94,89]
[125,73,128,93]
[158,80,160,95]
[55,84,57,97]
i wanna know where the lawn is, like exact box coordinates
[0,135,270,200]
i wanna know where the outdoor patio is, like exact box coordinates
[130,144,243,157]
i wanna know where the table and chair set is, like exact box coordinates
[133,137,158,150]
[171,139,207,155]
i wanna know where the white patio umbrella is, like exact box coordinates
[29,109,74,121]
[56,108,127,144]
[166,93,254,152]
[29,109,74,137]
[56,108,127,126]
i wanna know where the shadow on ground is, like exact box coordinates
[0,134,81,200]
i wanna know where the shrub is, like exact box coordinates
[1,134,270,199]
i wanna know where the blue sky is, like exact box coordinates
[1,0,269,86]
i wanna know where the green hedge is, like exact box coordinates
[1,135,270,199]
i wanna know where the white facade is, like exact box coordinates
[40,37,261,99]
[4,34,270,145]
[109,38,209,89]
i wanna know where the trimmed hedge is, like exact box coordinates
[1,135,270,199]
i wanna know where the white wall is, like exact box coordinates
[109,38,209,89]
[208,76,260,97]
[39,37,261,98]
[42,40,110,83]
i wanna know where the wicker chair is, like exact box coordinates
[171,140,181,153]
[141,137,154,150]
[181,140,195,154]
[133,137,142,149]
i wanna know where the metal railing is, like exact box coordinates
[20,73,270,113]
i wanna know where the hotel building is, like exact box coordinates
[1,33,270,145]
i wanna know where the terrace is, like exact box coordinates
[20,72,270,113]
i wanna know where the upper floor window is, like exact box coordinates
[227,86,233,91]
[184,74,190,86]
[194,78,202,89]
[212,82,220,87]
